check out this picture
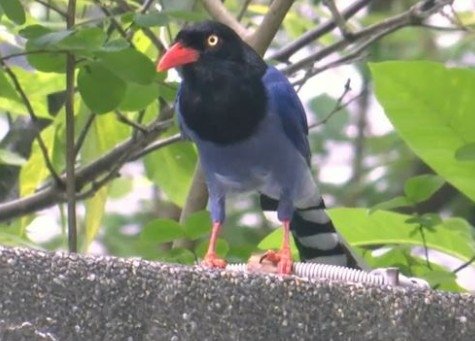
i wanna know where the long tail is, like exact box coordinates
[260,195,360,269]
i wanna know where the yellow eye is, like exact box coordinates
[207,34,219,47]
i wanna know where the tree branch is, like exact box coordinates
[0,56,62,186]
[65,0,78,252]
[200,0,249,38]
[0,117,175,222]
[268,0,371,62]
[283,0,454,75]
[246,0,295,55]
[34,0,68,18]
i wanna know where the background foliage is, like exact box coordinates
[0,0,474,292]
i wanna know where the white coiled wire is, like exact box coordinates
[226,262,429,289]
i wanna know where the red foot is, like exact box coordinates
[260,249,293,275]
[201,252,227,269]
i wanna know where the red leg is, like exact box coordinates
[201,222,227,269]
[260,220,293,275]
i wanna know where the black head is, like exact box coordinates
[157,21,266,77]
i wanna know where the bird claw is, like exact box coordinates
[260,249,293,275]
[201,253,227,269]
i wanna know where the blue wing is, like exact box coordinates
[262,66,311,164]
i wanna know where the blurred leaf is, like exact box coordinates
[84,186,108,250]
[144,134,197,207]
[118,82,158,111]
[96,49,156,85]
[78,62,126,114]
[405,213,442,229]
[0,149,26,166]
[158,247,196,264]
[455,142,475,161]
[141,219,184,244]
[108,177,133,199]
[59,27,106,52]
[19,125,56,196]
[257,228,299,260]
[183,210,211,240]
[404,174,444,204]
[134,12,169,27]
[370,196,410,213]
[0,0,25,25]
[328,208,475,263]
[195,238,229,259]
[0,70,20,101]
[0,67,64,117]
[370,61,475,202]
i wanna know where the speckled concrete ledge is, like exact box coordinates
[0,246,473,340]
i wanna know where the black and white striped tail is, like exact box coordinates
[260,195,360,269]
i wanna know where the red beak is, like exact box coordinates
[156,42,199,72]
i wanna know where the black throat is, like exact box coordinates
[179,57,268,145]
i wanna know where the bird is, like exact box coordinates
[157,21,358,274]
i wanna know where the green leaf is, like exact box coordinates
[84,186,108,250]
[19,125,56,196]
[404,174,444,204]
[0,149,26,166]
[118,82,158,111]
[144,135,197,207]
[405,213,442,229]
[0,67,64,117]
[328,208,475,263]
[0,0,25,25]
[78,63,126,114]
[183,210,212,240]
[141,219,184,244]
[195,238,229,259]
[96,49,156,85]
[370,61,475,202]
[134,12,169,27]
[257,228,299,260]
[370,196,411,213]
[158,247,196,264]
[58,27,106,52]
[455,142,475,161]
[0,70,20,102]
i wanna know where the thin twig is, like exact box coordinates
[283,0,453,75]
[418,224,433,270]
[246,0,294,55]
[237,0,253,22]
[0,56,62,185]
[74,113,96,156]
[34,0,68,18]
[268,0,371,62]
[92,0,130,40]
[115,111,148,133]
[200,0,249,38]
[65,0,78,253]
[323,0,353,39]
[131,133,182,160]
[452,256,475,274]
[308,79,358,130]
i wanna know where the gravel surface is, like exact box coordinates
[0,246,474,340]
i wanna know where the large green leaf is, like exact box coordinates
[141,219,185,244]
[0,70,20,101]
[404,174,444,204]
[144,132,197,207]
[84,186,108,250]
[328,208,475,262]
[370,61,475,202]
[0,67,64,117]
[0,0,25,25]
[118,82,158,111]
[78,62,126,114]
[96,49,156,85]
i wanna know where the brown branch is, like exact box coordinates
[323,0,353,39]
[74,113,96,156]
[0,56,62,186]
[268,0,371,62]
[0,118,175,221]
[34,0,68,18]
[246,0,295,54]
[65,0,78,252]
[200,0,249,38]
[283,0,454,75]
